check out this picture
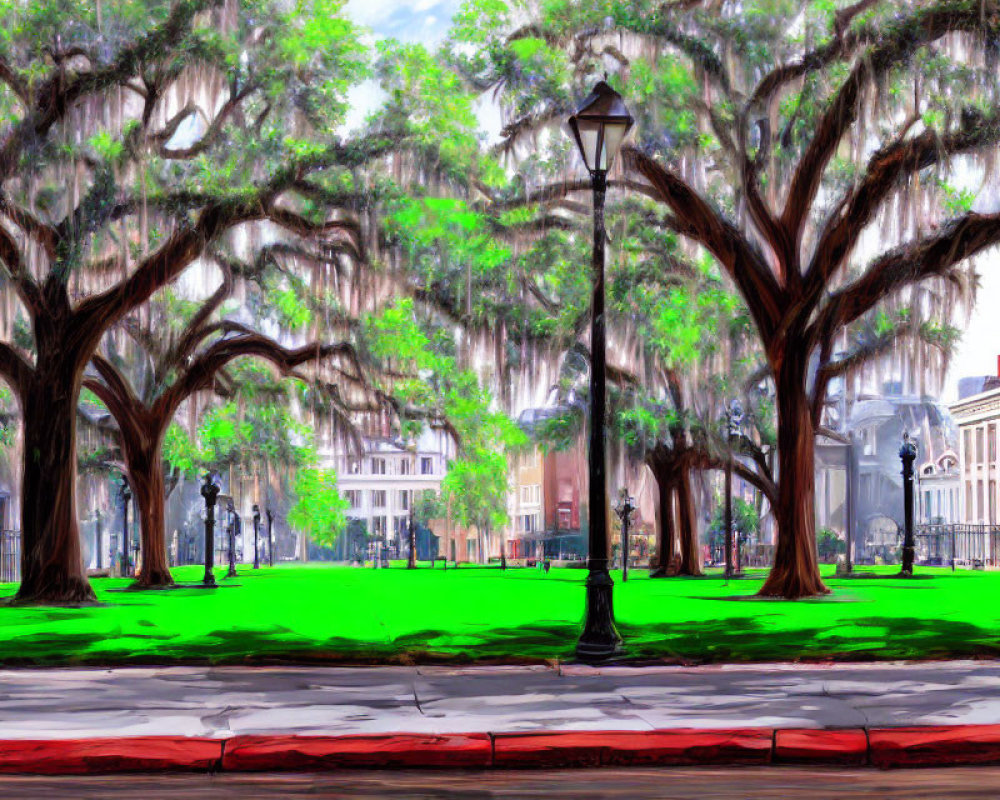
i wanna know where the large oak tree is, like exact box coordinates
[452,0,1000,597]
[0,0,397,602]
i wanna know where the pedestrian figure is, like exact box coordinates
[501,552,507,571]
[544,560,551,573]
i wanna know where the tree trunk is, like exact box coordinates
[759,364,829,598]
[676,467,703,576]
[650,468,676,577]
[16,371,95,603]
[127,435,174,588]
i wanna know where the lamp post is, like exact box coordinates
[568,80,633,661]
[226,499,238,578]
[407,496,417,569]
[119,478,132,578]
[201,473,220,587]
[615,489,636,583]
[724,401,743,580]
[900,432,918,576]
[252,504,261,569]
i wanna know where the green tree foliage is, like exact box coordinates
[288,466,349,547]
[817,527,847,563]
[365,299,527,534]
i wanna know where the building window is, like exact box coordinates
[522,514,536,533]
[967,482,974,522]
[371,458,386,475]
[520,485,541,505]
[991,425,998,463]
[400,490,410,510]
[421,457,433,475]
[965,429,973,469]
[371,490,386,508]
[345,490,361,509]
[978,428,986,467]
[991,481,997,525]
[400,459,411,475]
[348,458,361,475]
[978,481,985,523]
[372,516,386,536]
[557,504,572,530]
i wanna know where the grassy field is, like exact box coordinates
[0,563,997,666]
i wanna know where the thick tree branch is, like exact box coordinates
[813,211,1000,338]
[624,146,783,340]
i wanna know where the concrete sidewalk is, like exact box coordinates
[3,660,1000,771]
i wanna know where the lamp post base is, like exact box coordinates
[576,568,622,661]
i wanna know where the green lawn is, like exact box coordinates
[0,563,997,666]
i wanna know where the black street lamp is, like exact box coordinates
[900,432,918,576]
[266,507,274,567]
[201,473,220,587]
[724,401,743,579]
[615,489,636,583]
[407,495,417,570]
[119,478,132,578]
[226,499,238,578]
[252,504,261,569]
[568,80,633,661]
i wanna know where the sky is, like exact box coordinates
[341,0,996,404]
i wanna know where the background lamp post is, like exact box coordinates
[900,432,918,576]
[119,478,132,578]
[724,400,744,580]
[226,499,238,578]
[252,504,261,569]
[615,489,636,583]
[568,80,633,661]
[201,473,220,587]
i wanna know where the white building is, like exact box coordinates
[950,383,1000,524]
[322,426,455,556]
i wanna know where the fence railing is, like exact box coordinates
[0,529,19,583]
[913,524,1000,567]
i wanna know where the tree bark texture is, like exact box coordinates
[125,435,174,588]
[16,369,95,603]
[758,363,830,598]
[650,469,676,577]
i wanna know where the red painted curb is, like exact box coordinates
[493,729,773,768]
[870,725,1000,768]
[0,737,223,774]
[221,733,493,771]
[775,729,868,765]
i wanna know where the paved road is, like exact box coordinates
[1,767,1000,798]
[3,660,1000,738]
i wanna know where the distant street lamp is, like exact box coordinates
[252,504,261,569]
[615,489,636,583]
[119,478,132,578]
[900,432,918,575]
[407,496,417,570]
[201,473,220,587]
[226,499,238,578]
[568,79,633,661]
[724,401,744,580]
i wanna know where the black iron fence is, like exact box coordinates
[0,529,19,583]
[914,524,1000,568]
